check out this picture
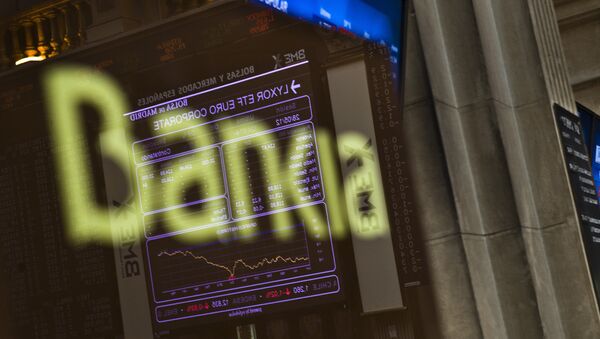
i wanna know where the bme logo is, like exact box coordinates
[344,138,380,234]
[114,200,141,278]
[273,49,306,69]
[121,237,140,278]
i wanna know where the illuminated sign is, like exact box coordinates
[253,0,403,52]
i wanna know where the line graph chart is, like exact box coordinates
[156,249,310,280]
[146,204,335,302]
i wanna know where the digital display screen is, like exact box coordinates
[126,60,343,325]
[252,0,403,59]
[556,104,600,309]
[578,103,600,200]
[0,1,414,337]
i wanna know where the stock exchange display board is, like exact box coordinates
[129,56,344,326]
[555,104,600,309]
[0,1,418,338]
[110,10,355,335]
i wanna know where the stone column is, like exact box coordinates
[8,24,23,62]
[45,10,61,57]
[58,5,73,51]
[32,16,49,58]
[73,1,87,45]
[470,0,600,337]
[402,8,482,339]
[20,19,37,58]
[413,0,544,337]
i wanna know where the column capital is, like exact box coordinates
[8,23,23,61]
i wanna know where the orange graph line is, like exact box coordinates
[157,250,309,278]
